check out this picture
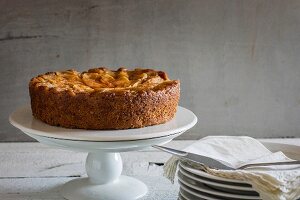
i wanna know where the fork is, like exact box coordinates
[153,145,300,170]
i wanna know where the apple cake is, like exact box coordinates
[29,67,180,130]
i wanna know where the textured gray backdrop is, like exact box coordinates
[1,0,300,141]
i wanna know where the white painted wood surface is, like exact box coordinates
[0,141,193,200]
[0,139,299,200]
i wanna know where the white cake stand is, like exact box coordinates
[9,105,197,200]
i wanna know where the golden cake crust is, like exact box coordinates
[29,67,180,129]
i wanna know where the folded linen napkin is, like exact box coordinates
[164,136,300,200]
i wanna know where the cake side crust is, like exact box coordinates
[29,80,180,130]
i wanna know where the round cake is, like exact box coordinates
[29,67,180,130]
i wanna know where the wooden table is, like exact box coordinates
[0,139,299,200]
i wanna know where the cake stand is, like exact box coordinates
[9,105,197,200]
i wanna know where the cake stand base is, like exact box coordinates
[60,152,148,200]
[61,176,147,200]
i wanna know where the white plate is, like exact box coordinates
[178,174,261,200]
[178,192,189,200]
[180,182,235,200]
[9,105,197,142]
[180,189,206,200]
[179,166,256,193]
[179,162,248,184]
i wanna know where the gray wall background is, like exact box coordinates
[1,0,300,141]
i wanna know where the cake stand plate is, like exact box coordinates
[9,105,197,200]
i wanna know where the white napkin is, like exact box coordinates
[163,136,300,200]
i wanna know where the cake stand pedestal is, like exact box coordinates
[9,106,197,200]
[61,152,146,200]
[26,131,183,200]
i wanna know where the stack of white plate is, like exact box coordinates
[177,162,261,200]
